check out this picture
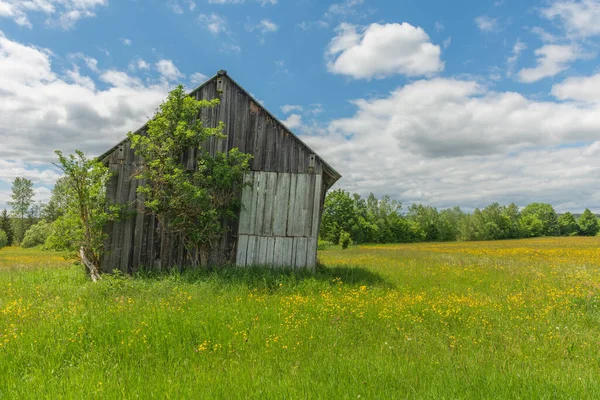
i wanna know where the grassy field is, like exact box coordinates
[2,238,600,398]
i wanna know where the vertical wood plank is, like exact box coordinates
[249,173,260,235]
[306,237,318,270]
[265,236,275,265]
[273,236,283,266]
[147,215,156,269]
[236,234,248,267]
[253,114,264,169]
[254,172,266,235]
[264,120,273,172]
[290,237,298,269]
[288,140,295,173]
[311,174,323,238]
[101,164,119,273]
[273,126,282,172]
[295,237,308,269]
[132,174,145,271]
[282,132,290,173]
[121,165,136,273]
[283,237,294,268]
[262,172,277,236]
[238,172,254,234]
[255,236,266,265]
[110,163,126,272]
[273,173,290,236]
[246,235,256,266]
[294,174,307,237]
[286,174,297,237]
[304,174,315,238]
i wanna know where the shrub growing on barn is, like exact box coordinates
[128,85,251,266]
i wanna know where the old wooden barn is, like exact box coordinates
[98,70,341,273]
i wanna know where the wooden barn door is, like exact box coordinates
[236,171,323,269]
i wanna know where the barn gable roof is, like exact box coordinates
[98,70,341,185]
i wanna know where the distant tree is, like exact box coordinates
[26,201,44,228]
[0,230,7,249]
[520,214,544,237]
[407,204,440,242]
[480,203,513,240]
[503,203,523,239]
[521,203,559,236]
[438,207,464,242]
[350,194,378,244]
[320,189,357,245]
[370,195,403,243]
[558,212,579,236]
[8,177,34,244]
[577,209,599,236]
[41,177,69,222]
[457,210,477,241]
[0,209,13,246]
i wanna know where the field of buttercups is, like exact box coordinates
[1,237,600,398]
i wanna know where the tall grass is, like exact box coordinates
[1,238,600,398]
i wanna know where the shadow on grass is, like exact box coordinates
[127,263,393,291]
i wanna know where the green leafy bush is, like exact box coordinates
[44,216,82,252]
[577,209,599,236]
[21,220,52,248]
[339,231,352,250]
[0,229,8,249]
[558,212,579,236]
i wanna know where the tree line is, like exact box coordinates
[319,189,600,247]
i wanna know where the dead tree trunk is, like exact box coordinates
[80,247,102,282]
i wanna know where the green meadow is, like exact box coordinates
[2,237,600,399]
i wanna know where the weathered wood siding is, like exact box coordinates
[99,73,337,273]
[236,171,322,269]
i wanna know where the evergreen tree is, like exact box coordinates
[41,177,69,222]
[0,209,13,246]
[8,177,34,244]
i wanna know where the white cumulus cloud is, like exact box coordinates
[552,72,600,103]
[0,0,107,29]
[541,0,600,38]
[326,22,443,80]
[156,59,184,81]
[518,44,583,83]
[0,31,171,163]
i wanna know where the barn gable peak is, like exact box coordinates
[98,69,341,186]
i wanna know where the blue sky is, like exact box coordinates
[1,0,600,212]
